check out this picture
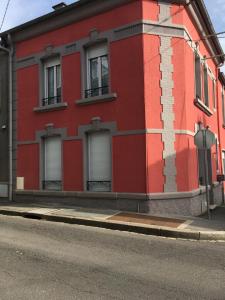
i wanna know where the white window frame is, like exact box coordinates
[194,52,202,100]
[203,64,209,107]
[43,56,61,105]
[222,87,225,126]
[222,150,225,174]
[212,79,216,110]
[194,51,210,107]
[86,43,109,97]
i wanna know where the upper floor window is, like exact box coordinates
[195,52,202,100]
[212,79,216,110]
[85,43,109,98]
[222,88,225,126]
[203,65,209,107]
[194,52,213,114]
[43,56,61,106]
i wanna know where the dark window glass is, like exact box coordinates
[204,66,209,106]
[195,53,202,99]
[101,55,109,94]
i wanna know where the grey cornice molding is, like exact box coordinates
[1,0,223,65]
[17,127,197,145]
[15,20,192,70]
[15,18,221,72]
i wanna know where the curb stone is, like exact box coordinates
[0,209,225,241]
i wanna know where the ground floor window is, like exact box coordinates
[87,131,111,192]
[42,136,62,191]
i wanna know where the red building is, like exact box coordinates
[0,0,225,216]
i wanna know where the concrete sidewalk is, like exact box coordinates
[0,201,225,241]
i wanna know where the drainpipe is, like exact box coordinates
[0,34,13,201]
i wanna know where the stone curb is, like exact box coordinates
[0,209,225,241]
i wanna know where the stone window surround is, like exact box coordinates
[77,30,117,105]
[194,50,214,116]
[32,50,68,113]
[78,118,116,191]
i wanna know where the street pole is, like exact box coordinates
[203,129,211,220]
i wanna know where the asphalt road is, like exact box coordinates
[0,215,224,300]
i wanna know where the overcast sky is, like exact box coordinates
[0,0,224,68]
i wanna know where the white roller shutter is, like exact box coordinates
[87,43,108,60]
[44,136,62,190]
[88,131,111,191]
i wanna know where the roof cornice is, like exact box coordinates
[0,0,133,42]
[187,0,224,65]
[0,0,224,66]
[219,72,225,86]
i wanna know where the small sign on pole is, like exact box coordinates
[194,128,216,220]
[194,129,216,150]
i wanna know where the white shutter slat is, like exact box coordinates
[88,131,111,191]
[45,136,62,181]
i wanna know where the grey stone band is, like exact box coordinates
[16,20,193,70]
[159,3,177,193]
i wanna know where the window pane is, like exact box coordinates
[101,55,109,94]
[56,65,61,89]
[56,65,61,101]
[47,66,54,99]
[195,54,201,99]
[90,58,99,89]
[213,80,216,109]
[222,91,225,125]
[204,66,209,106]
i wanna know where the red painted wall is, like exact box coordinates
[113,135,146,193]
[63,140,83,191]
[17,144,39,189]
[16,0,147,193]
[16,1,143,59]
[16,0,225,195]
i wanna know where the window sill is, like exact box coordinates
[194,98,213,116]
[33,102,68,112]
[76,93,117,106]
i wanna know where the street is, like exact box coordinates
[0,215,224,300]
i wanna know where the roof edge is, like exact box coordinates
[0,0,132,42]
[0,0,224,66]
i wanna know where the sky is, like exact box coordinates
[0,0,224,68]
